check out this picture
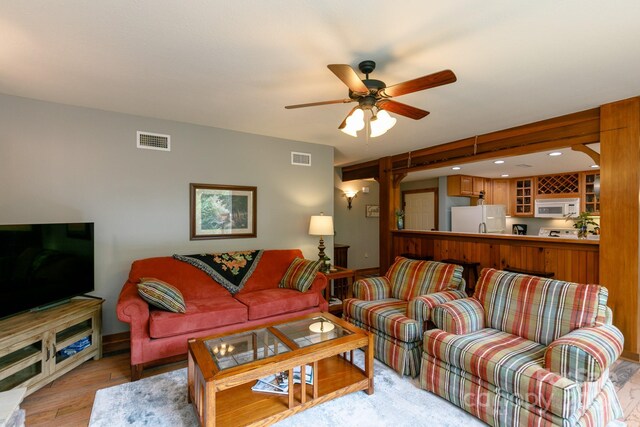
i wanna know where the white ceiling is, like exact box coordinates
[1,1,639,170]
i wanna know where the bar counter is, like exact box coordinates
[392,230,599,285]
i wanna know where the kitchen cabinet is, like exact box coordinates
[483,178,493,203]
[447,175,473,196]
[448,175,485,197]
[491,179,511,215]
[472,177,485,196]
[513,178,534,216]
[582,171,600,215]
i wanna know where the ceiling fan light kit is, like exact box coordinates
[285,60,456,138]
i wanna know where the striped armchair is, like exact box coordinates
[420,268,624,427]
[342,257,466,376]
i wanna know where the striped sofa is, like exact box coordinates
[420,268,624,427]
[342,257,466,376]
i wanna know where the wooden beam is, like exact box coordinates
[341,108,600,179]
[571,144,601,165]
[377,158,394,273]
[342,159,379,182]
[599,97,640,360]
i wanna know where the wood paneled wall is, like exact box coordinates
[392,231,600,286]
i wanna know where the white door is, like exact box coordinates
[404,191,436,230]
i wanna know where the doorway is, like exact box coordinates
[403,189,439,231]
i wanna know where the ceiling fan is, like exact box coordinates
[285,60,457,137]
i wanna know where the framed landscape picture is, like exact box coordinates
[190,183,257,240]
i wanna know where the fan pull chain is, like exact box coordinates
[474,135,478,155]
[407,152,412,169]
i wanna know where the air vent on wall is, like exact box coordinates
[137,131,170,151]
[291,152,311,166]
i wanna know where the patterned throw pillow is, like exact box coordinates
[279,258,322,292]
[137,278,186,313]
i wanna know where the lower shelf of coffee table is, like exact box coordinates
[215,354,368,426]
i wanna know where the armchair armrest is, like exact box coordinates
[431,297,485,335]
[407,289,468,323]
[352,276,392,301]
[544,324,624,382]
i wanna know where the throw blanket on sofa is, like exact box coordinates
[173,250,263,295]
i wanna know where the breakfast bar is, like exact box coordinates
[392,230,599,289]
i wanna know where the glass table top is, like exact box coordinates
[205,316,352,371]
[274,316,352,348]
[204,328,291,370]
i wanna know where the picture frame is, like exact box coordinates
[190,183,257,240]
[365,205,380,218]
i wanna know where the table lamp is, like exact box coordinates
[308,213,333,261]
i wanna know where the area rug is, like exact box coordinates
[89,351,484,427]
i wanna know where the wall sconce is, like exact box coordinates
[343,190,358,210]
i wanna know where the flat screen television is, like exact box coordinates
[0,222,94,319]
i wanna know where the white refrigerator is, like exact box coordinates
[451,205,507,233]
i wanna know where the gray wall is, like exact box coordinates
[333,171,379,270]
[0,94,334,334]
[438,176,471,231]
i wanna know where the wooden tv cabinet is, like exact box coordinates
[0,298,103,396]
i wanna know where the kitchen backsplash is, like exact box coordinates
[505,216,600,236]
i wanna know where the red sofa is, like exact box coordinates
[116,249,328,380]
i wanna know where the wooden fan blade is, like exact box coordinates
[327,64,370,94]
[377,99,430,120]
[285,99,354,109]
[338,106,360,129]
[382,69,457,98]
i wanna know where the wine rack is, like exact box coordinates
[536,173,580,195]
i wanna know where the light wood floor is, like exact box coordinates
[21,352,640,426]
[22,352,187,426]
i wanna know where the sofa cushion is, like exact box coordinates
[149,296,248,339]
[137,278,186,313]
[278,257,322,292]
[239,249,306,293]
[474,268,604,345]
[386,257,463,301]
[129,256,231,300]
[343,298,420,342]
[235,288,320,320]
[423,327,580,418]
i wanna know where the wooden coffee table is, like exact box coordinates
[187,312,373,427]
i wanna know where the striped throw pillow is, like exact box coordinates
[279,258,322,292]
[137,278,186,313]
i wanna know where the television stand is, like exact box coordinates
[0,298,103,396]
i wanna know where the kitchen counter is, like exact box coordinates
[391,229,599,286]
[393,230,599,246]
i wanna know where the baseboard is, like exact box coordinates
[103,331,130,355]
[621,350,640,362]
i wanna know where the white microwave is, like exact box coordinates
[534,198,580,218]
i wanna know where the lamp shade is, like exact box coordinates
[309,215,334,236]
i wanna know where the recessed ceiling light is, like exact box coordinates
[549,152,562,156]
[501,174,510,177]
[452,166,461,170]
[493,160,505,164]
[591,164,599,168]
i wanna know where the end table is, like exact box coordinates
[320,266,357,315]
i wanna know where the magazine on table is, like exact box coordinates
[251,373,287,395]
[251,365,314,394]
